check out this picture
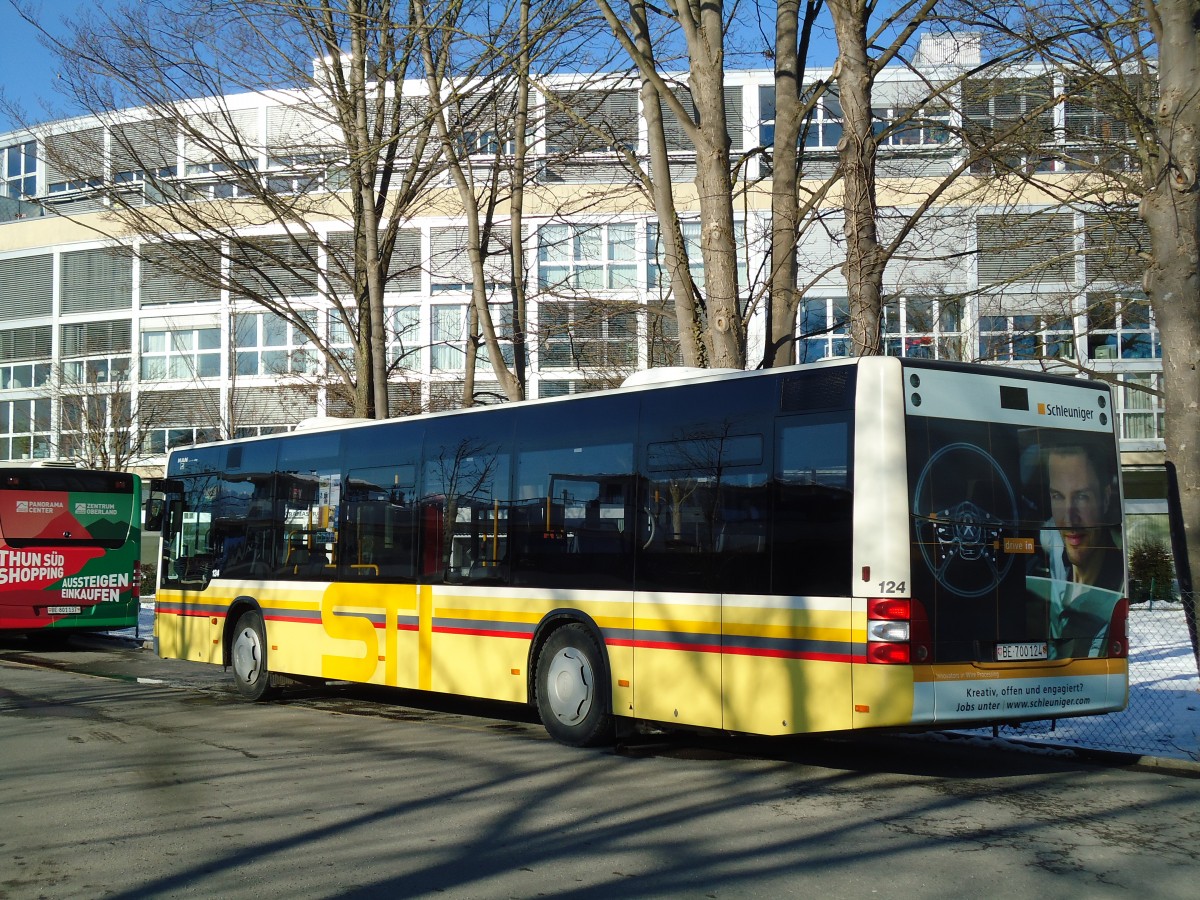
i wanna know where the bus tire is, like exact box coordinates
[535,622,614,747]
[231,610,280,701]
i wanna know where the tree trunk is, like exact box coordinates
[508,0,532,400]
[632,0,704,367]
[348,3,390,418]
[681,0,744,368]
[414,0,521,403]
[829,0,886,356]
[766,0,805,368]
[1140,0,1200,665]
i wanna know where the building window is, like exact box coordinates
[1062,77,1147,172]
[431,305,467,372]
[647,220,748,294]
[389,306,423,370]
[233,424,293,440]
[0,398,51,461]
[330,307,425,371]
[328,309,357,370]
[60,320,133,387]
[874,103,952,147]
[883,297,964,360]
[2,141,37,198]
[648,301,681,368]
[143,427,221,456]
[539,223,638,292]
[539,302,636,371]
[62,357,131,386]
[978,314,1075,362]
[0,362,51,390]
[59,391,133,461]
[799,297,851,363]
[803,95,844,149]
[233,311,317,376]
[1087,295,1159,360]
[429,304,514,371]
[536,380,611,398]
[964,76,1056,174]
[141,327,221,380]
[1118,373,1164,442]
[647,221,702,292]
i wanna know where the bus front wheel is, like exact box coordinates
[535,623,614,747]
[231,610,281,701]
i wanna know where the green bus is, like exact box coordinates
[0,464,141,634]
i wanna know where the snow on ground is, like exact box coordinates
[973,603,1200,761]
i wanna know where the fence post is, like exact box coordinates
[1165,462,1199,673]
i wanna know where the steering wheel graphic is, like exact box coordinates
[912,442,1018,598]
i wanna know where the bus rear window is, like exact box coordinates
[0,474,136,548]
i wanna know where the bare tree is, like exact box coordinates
[414,0,610,403]
[940,0,1199,658]
[9,0,457,418]
[764,0,826,367]
[54,364,154,471]
[596,0,746,368]
[1137,0,1199,652]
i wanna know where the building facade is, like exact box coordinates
[0,44,1171,561]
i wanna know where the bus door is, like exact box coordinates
[721,410,855,736]
[633,377,777,732]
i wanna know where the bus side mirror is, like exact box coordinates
[145,498,166,532]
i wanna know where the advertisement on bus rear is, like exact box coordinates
[904,367,1124,666]
[0,488,137,629]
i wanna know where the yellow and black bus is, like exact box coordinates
[153,358,1128,745]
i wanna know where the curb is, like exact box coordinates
[1012,739,1200,777]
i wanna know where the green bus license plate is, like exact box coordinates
[996,642,1048,661]
[47,606,82,615]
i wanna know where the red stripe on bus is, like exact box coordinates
[607,637,861,664]
[158,612,864,663]
[434,626,532,640]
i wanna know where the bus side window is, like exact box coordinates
[773,414,853,596]
[640,432,769,593]
[344,465,417,581]
[510,396,636,590]
[420,415,513,585]
[276,433,341,581]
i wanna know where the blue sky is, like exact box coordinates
[0,1,843,135]
[0,0,87,132]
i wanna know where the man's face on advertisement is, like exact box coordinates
[1049,448,1111,569]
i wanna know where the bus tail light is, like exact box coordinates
[1108,598,1129,658]
[866,597,931,664]
[133,560,141,601]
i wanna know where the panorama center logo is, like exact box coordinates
[14,499,64,514]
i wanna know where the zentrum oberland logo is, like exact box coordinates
[1037,401,1095,422]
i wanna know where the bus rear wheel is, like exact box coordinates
[231,610,281,701]
[535,623,614,747]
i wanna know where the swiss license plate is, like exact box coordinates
[996,641,1048,661]
[47,606,82,615]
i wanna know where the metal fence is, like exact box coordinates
[980,599,1200,761]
